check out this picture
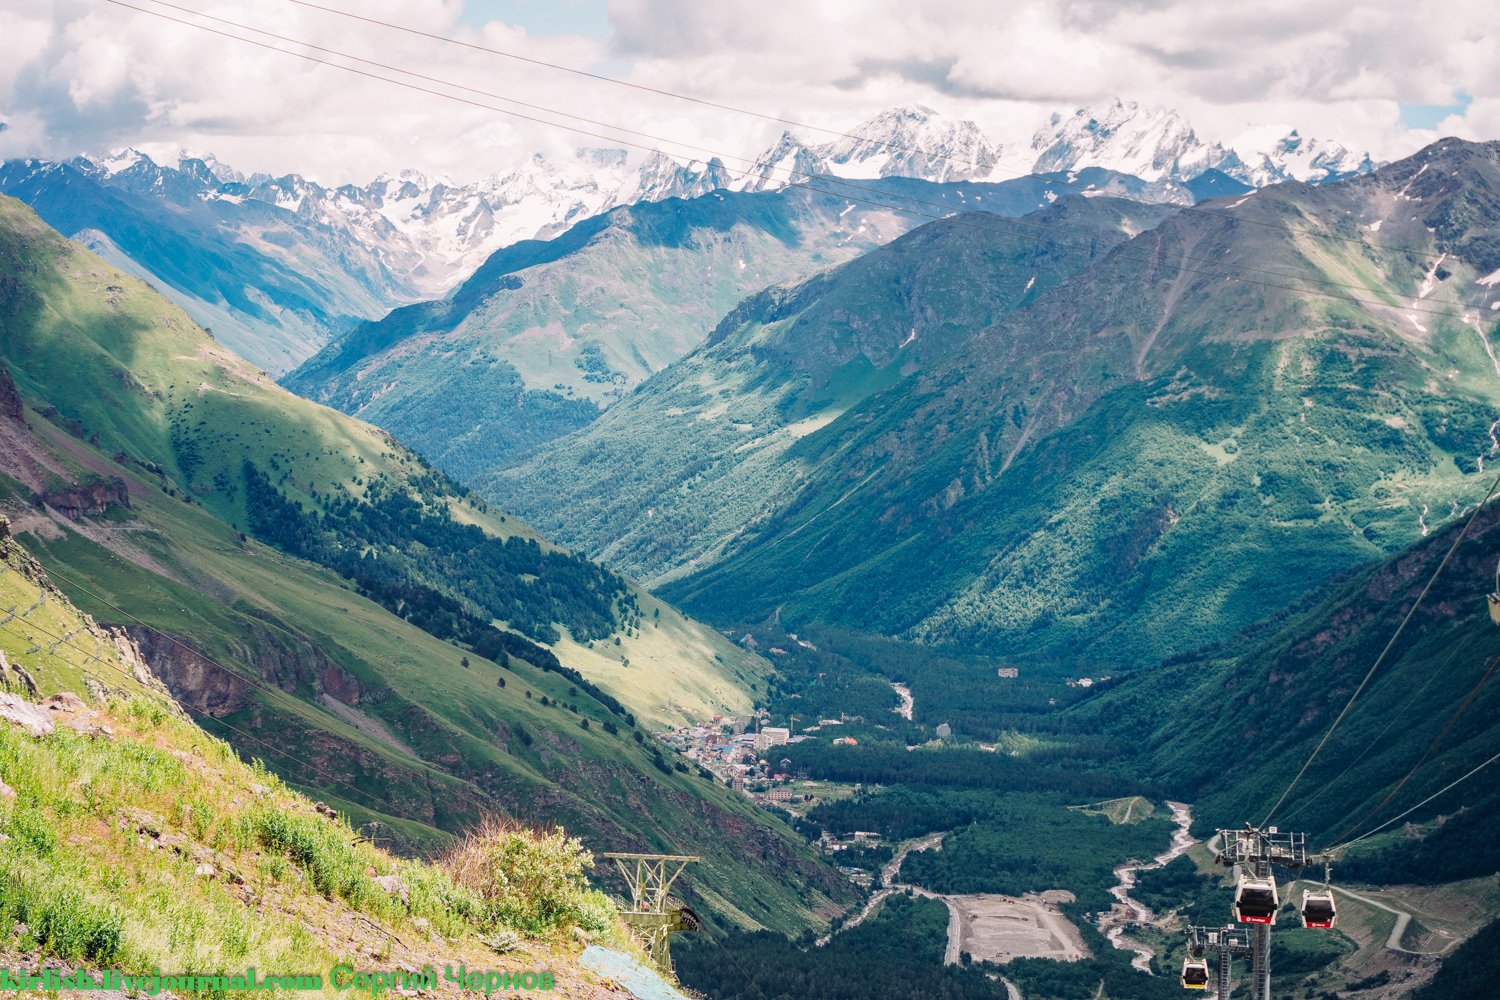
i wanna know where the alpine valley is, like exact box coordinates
[3,87,1500,1000]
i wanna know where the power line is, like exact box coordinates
[1276,641,1466,826]
[1323,653,1500,848]
[282,0,1452,265]
[132,0,1476,305]
[1261,468,1500,827]
[107,0,1486,321]
[138,0,736,169]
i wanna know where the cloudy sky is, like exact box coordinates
[0,0,1493,185]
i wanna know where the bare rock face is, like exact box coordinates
[35,477,131,520]
[0,365,23,423]
[40,691,87,713]
[0,692,55,736]
[0,649,40,698]
[129,628,251,717]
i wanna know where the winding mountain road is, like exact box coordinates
[817,831,944,946]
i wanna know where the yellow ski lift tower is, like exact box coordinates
[602,853,701,976]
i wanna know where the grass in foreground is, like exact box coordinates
[0,689,640,997]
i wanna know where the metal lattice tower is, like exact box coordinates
[1215,825,1320,1000]
[602,853,701,976]
[1187,924,1254,998]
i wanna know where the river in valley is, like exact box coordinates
[1098,801,1198,972]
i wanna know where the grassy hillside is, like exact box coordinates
[487,196,1177,585]
[0,529,661,997]
[662,139,1500,668]
[0,194,849,933]
[285,172,1188,473]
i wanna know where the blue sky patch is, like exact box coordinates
[1399,90,1472,130]
[459,0,612,40]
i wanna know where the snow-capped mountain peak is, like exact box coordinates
[742,131,828,192]
[93,147,149,177]
[822,104,1001,182]
[1028,98,1218,183]
[174,148,245,185]
[1227,126,1375,185]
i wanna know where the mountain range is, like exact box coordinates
[496,139,1500,674]
[283,168,1193,473]
[0,98,1372,377]
[485,194,1178,582]
[747,100,1373,193]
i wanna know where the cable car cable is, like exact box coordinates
[282,0,1453,266]
[1261,467,1500,828]
[13,554,652,831]
[1326,747,1500,856]
[1323,653,1500,849]
[1276,641,1466,827]
[0,615,452,827]
[106,0,1489,321]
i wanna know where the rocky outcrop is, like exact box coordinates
[36,477,131,519]
[0,649,40,698]
[128,615,362,716]
[0,692,55,735]
[129,628,251,717]
[0,365,23,423]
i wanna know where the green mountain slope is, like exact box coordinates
[660,139,1500,668]
[1074,498,1500,877]
[486,196,1177,585]
[283,173,1186,473]
[0,194,850,932]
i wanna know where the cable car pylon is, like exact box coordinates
[602,852,701,978]
[1185,924,1253,997]
[1214,824,1329,1000]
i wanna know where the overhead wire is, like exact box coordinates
[140,0,1460,304]
[1261,467,1500,828]
[1322,653,1500,848]
[1328,748,1500,856]
[105,0,1486,321]
[0,612,450,827]
[283,0,1452,265]
[1275,641,1466,826]
[91,0,1500,852]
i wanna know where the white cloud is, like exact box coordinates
[0,0,1494,183]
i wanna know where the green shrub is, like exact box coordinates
[443,818,608,937]
[0,861,122,964]
[246,807,372,907]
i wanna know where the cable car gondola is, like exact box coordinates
[1234,871,1279,925]
[1300,888,1337,929]
[1180,958,1210,990]
[1489,556,1500,625]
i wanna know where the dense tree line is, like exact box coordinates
[676,894,1008,1000]
[244,461,630,643]
[895,796,1173,911]
[811,626,1101,738]
[243,461,631,718]
[781,742,1156,801]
